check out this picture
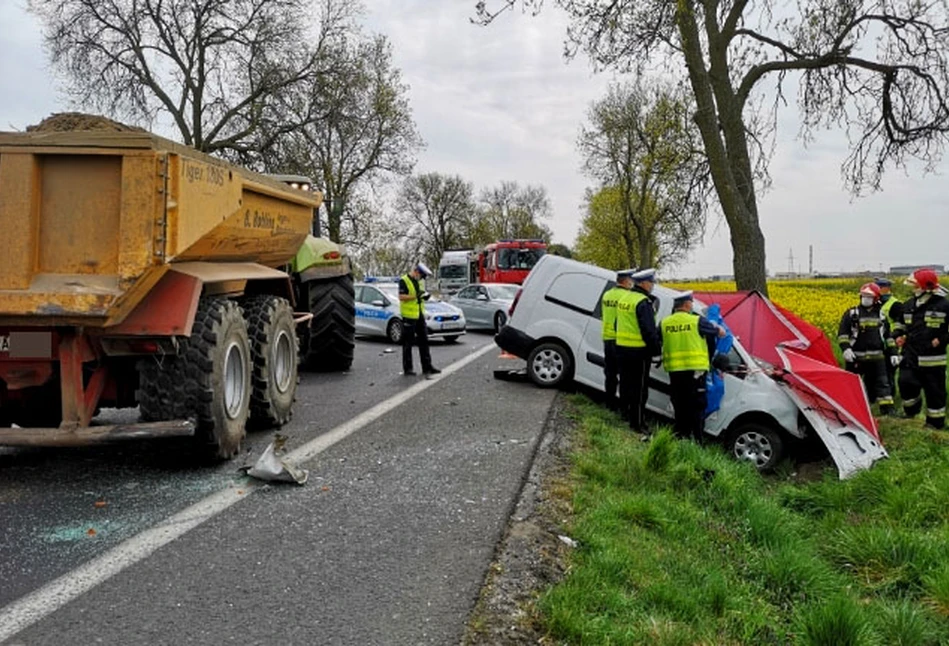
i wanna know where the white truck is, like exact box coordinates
[436,249,475,295]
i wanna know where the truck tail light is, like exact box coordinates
[323,251,341,260]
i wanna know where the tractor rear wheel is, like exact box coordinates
[302,274,355,371]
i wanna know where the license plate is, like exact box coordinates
[441,322,461,330]
[0,335,8,353]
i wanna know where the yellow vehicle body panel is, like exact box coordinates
[0,131,321,327]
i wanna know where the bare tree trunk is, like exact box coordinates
[676,0,769,294]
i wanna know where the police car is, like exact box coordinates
[355,280,467,343]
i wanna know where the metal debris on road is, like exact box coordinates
[244,434,308,485]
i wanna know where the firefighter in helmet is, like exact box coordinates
[893,269,949,429]
[837,282,895,416]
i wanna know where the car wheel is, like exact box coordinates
[727,422,784,472]
[493,311,507,334]
[387,318,403,344]
[527,342,572,388]
[444,335,459,343]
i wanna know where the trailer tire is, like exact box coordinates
[243,295,298,428]
[137,359,170,422]
[302,274,355,372]
[177,298,252,460]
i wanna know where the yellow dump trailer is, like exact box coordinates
[0,130,323,457]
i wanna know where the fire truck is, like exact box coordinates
[473,239,547,284]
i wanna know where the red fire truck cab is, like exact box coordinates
[475,239,547,285]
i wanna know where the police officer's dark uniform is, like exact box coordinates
[894,269,949,428]
[660,291,722,440]
[615,268,660,432]
[837,283,895,416]
[398,263,440,376]
[600,269,635,412]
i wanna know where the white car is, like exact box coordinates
[449,283,519,333]
[355,281,466,344]
[494,255,887,475]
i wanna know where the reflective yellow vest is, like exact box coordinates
[400,274,424,320]
[661,311,710,372]
[601,286,626,342]
[616,290,647,348]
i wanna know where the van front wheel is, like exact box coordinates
[727,423,784,472]
[527,342,571,388]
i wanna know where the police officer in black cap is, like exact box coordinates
[615,268,661,432]
[600,268,636,411]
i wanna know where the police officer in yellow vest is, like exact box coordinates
[616,268,661,432]
[398,263,441,376]
[661,290,725,440]
[601,268,636,412]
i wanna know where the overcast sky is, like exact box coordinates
[2,1,946,278]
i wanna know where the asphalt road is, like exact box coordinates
[0,331,555,645]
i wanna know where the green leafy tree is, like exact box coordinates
[578,81,708,270]
[465,181,553,245]
[574,186,638,269]
[477,0,949,293]
[546,243,573,258]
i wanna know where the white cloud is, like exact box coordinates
[2,1,947,277]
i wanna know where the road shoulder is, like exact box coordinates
[463,393,576,645]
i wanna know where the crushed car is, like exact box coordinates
[495,255,887,478]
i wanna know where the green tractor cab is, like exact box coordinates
[270,174,356,371]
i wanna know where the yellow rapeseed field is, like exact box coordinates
[664,277,913,341]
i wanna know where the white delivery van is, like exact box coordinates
[495,255,886,475]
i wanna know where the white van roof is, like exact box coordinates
[529,255,681,303]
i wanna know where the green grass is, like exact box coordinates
[538,396,949,645]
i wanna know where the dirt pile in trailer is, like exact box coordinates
[27,112,145,133]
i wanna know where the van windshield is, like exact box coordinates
[439,265,467,279]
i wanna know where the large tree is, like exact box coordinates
[254,31,423,242]
[578,82,708,269]
[467,181,554,244]
[397,173,477,267]
[29,0,353,154]
[574,187,635,269]
[478,0,949,293]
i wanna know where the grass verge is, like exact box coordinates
[539,395,949,645]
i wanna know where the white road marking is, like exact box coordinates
[0,341,497,644]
